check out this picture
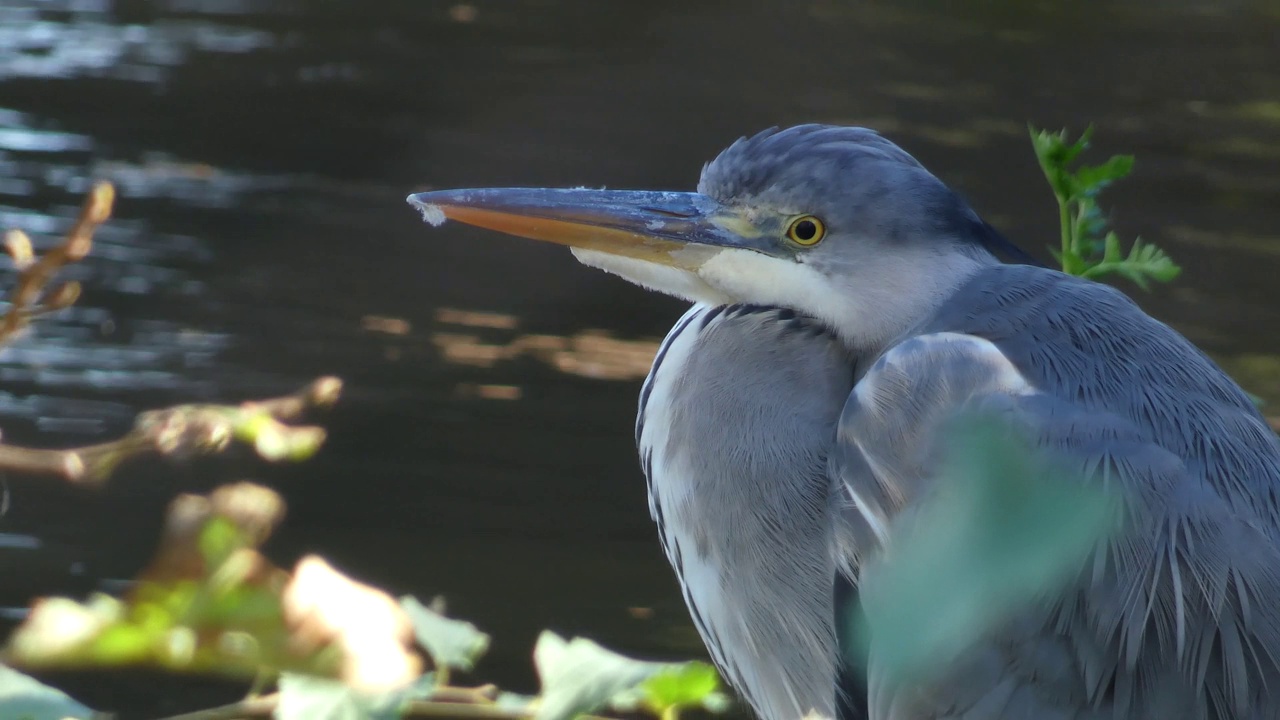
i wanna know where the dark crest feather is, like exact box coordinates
[699,124,1043,266]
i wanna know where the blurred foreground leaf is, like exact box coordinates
[853,415,1121,684]
[0,664,95,720]
[4,484,421,693]
[637,663,730,718]
[533,632,706,720]
[275,673,419,720]
[400,597,491,674]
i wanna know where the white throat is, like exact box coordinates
[570,248,736,306]
[573,244,991,354]
[696,246,990,351]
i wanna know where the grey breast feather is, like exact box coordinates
[639,302,863,720]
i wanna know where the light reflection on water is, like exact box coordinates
[0,3,274,82]
[431,305,659,382]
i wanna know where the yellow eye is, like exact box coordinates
[786,215,825,246]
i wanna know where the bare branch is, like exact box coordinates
[1,181,114,346]
[0,376,343,485]
[153,694,276,720]
[151,691,616,720]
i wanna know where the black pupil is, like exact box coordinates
[793,219,817,241]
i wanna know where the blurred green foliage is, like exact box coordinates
[3,484,341,682]
[535,633,727,720]
[851,415,1120,686]
[1,481,727,720]
[400,597,490,677]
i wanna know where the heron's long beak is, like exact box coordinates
[407,188,758,269]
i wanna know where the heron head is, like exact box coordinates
[409,125,1034,348]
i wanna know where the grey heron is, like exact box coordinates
[408,125,1280,720]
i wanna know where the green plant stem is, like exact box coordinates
[1059,196,1072,264]
[402,701,527,719]
[659,707,681,720]
[155,694,277,720]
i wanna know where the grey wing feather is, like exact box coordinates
[830,265,1280,720]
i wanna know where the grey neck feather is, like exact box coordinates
[638,304,863,720]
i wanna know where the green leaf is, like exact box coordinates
[1030,130,1075,199]
[1030,124,1179,288]
[532,631,677,720]
[274,674,406,720]
[232,412,327,462]
[6,486,405,686]
[850,414,1121,685]
[90,622,156,664]
[198,515,248,568]
[1080,237,1181,290]
[0,665,95,720]
[1074,154,1134,193]
[399,596,490,672]
[640,663,729,715]
[1101,231,1123,262]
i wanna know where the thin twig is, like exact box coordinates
[241,376,343,422]
[0,185,341,483]
[428,685,500,704]
[0,376,342,485]
[149,688,618,720]
[153,694,277,720]
[400,701,530,719]
[1,181,113,346]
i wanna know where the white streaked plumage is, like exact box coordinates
[638,302,861,720]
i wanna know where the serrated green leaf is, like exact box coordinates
[532,632,677,720]
[1102,232,1122,262]
[1081,237,1181,290]
[850,414,1121,685]
[1074,154,1134,193]
[0,664,95,720]
[1029,127,1077,199]
[399,596,490,672]
[1031,124,1178,287]
[275,674,407,720]
[640,662,728,714]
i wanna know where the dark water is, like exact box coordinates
[0,0,1278,716]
